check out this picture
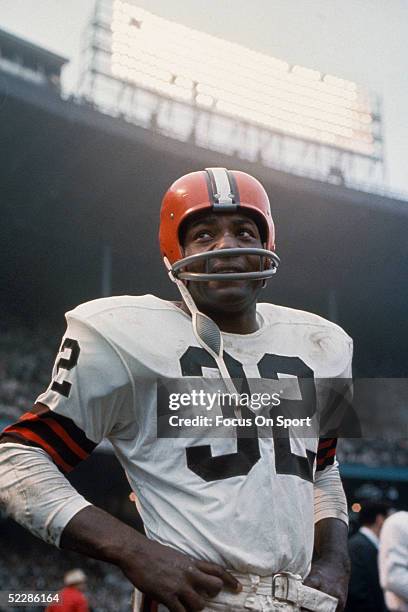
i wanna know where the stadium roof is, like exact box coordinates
[1,66,406,217]
[0,27,68,73]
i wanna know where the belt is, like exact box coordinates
[229,572,338,611]
[132,573,338,612]
[272,573,338,612]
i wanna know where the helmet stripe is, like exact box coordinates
[205,167,237,210]
[204,168,217,205]
[226,169,240,204]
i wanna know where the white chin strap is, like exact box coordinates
[164,256,242,419]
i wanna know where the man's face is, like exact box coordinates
[180,210,265,314]
[75,581,87,592]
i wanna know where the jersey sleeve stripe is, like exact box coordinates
[317,437,336,450]
[2,427,74,473]
[31,402,97,454]
[3,408,96,468]
[317,438,337,457]
[19,412,89,460]
[1,419,88,468]
[317,448,336,464]
[316,437,337,471]
[316,448,336,471]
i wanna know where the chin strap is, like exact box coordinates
[164,256,242,419]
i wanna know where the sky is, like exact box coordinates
[0,0,407,195]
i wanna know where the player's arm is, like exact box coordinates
[304,337,353,611]
[304,442,350,612]
[0,440,239,612]
[306,516,350,612]
[0,315,240,611]
[60,504,241,611]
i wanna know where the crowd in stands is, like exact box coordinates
[0,320,58,420]
[0,322,134,610]
[338,438,408,467]
[0,522,132,612]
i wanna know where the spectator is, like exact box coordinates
[46,569,89,612]
[345,501,390,611]
[379,511,408,612]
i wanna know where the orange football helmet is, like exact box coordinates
[159,167,279,282]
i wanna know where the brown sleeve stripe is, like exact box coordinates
[316,437,337,471]
[19,412,89,460]
[2,418,90,468]
[3,427,74,473]
[0,403,97,471]
[317,437,336,451]
[317,447,336,464]
[30,403,96,454]
[316,450,336,471]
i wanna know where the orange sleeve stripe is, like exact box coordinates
[19,412,88,460]
[4,426,74,473]
[317,447,336,464]
[317,438,336,450]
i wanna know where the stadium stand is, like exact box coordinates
[0,521,132,612]
[0,320,58,420]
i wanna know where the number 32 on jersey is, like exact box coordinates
[180,347,317,483]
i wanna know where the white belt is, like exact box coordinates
[132,572,338,612]
[230,572,338,611]
[273,573,338,612]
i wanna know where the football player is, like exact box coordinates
[0,169,351,611]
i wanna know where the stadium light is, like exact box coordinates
[109,0,376,156]
[76,0,389,192]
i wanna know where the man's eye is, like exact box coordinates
[195,230,212,240]
[238,228,255,238]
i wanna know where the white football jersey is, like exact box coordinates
[34,294,352,577]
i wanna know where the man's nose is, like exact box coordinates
[213,232,238,250]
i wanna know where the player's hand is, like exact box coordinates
[119,538,242,611]
[304,557,349,611]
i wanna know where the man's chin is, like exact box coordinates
[192,281,261,310]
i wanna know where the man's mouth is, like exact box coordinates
[210,265,247,275]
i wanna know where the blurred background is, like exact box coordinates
[0,1,407,610]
